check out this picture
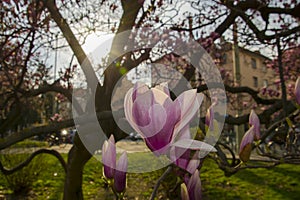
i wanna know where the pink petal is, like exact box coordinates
[124,88,143,135]
[169,146,190,170]
[132,82,149,102]
[102,135,116,179]
[138,90,180,155]
[239,126,254,162]
[132,91,153,126]
[169,126,194,171]
[136,104,167,138]
[187,170,202,200]
[186,152,200,174]
[249,110,260,140]
[205,105,214,131]
[114,152,128,193]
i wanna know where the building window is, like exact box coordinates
[263,79,268,87]
[253,76,258,87]
[251,58,257,69]
[262,64,267,72]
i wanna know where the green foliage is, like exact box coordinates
[201,159,300,200]
[10,140,47,149]
[0,153,300,199]
[0,153,46,194]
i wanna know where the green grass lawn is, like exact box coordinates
[0,149,300,199]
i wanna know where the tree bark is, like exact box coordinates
[63,135,92,200]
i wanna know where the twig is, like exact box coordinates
[150,165,173,200]
[0,148,67,175]
[217,141,237,166]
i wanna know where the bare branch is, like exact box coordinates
[150,165,173,200]
[197,83,279,105]
[0,148,67,175]
[43,0,98,92]
[0,111,112,150]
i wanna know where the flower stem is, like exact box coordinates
[150,165,173,200]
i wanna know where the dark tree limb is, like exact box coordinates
[43,0,98,92]
[150,165,173,200]
[0,148,67,175]
[0,111,112,151]
[21,83,84,115]
[197,83,279,105]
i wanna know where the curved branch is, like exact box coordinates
[150,165,173,200]
[0,148,67,175]
[197,83,279,105]
[214,99,296,125]
[21,83,83,115]
[217,141,237,166]
[0,110,113,150]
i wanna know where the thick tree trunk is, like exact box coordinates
[63,135,92,200]
[44,1,144,199]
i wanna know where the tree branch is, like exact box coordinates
[0,111,113,150]
[0,148,67,175]
[43,0,98,92]
[197,83,279,105]
[21,83,83,115]
[150,165,173,200]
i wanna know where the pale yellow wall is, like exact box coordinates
[217,47,277,117]
[221,48,275,90]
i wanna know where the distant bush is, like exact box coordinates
[10,139,47,148]
[1,152,46,194]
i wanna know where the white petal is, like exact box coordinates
[174,91,204,136]
[124,88,144,136]
[172,139,217,152]
[151,87,171,105]
[116,151,128,172]
[155,82,170,97]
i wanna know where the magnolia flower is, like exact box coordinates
[249,110,260,140]
[205,105,214,131]
[102,135,116,179]
[295,77,300,105]
[239,126,254,162]
[181,170,202,200]
[239,110,261,162]
[102,135,128,193]
[124,82,216,156]
[114,152,128,193]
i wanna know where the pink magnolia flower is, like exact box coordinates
[114,152,128,193]
[181,170,202,200]
[102,135,116,179]
[239,110,261,162]
[124,82,216,156]
[295,77,300,105]
[205,104,215,131]
[249,110,260,140]
[239,126,254,162]
[102,135,128,193]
